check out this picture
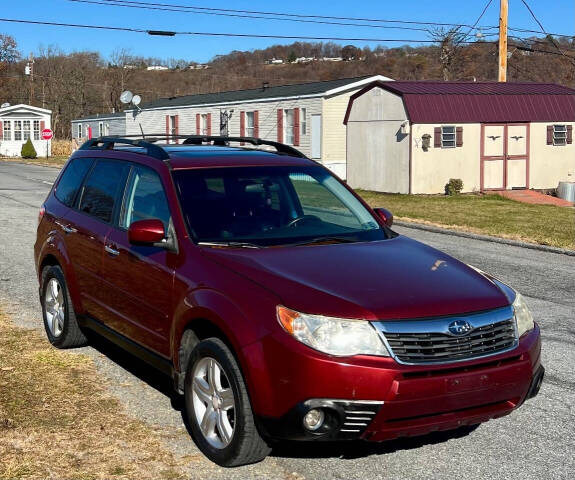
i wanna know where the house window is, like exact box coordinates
[246,111,255,137]
[33,120,40,140]
[301,108,307,135]
[98,122,104,137]
[201,114,209,135]
[441,125,456,148]
[284,109,295,145]
[23,121,31,141]
[77,124,82,138]
[14,121,22,141]
[553,125,567,146]
[3,121,11,141]
[170,115,177,136]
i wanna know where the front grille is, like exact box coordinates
[383,318,517,364]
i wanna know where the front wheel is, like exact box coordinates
[184,338,271,467]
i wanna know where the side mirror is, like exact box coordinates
[373,207,394,227]
[128,219,165,245]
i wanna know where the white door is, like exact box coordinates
[311,114,322,159]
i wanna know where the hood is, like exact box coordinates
[201,236,511,320]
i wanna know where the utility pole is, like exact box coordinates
[498,0,508,82]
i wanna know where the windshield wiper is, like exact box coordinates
[198,241,261,249]
[286,236,359,247]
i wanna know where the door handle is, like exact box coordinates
[104,245,120,256]
[55,221,77,234]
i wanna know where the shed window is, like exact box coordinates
[553,125,567,146]
[3,121,11,141]
[441,126,456,148]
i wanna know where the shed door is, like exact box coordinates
[311,114,322,159]
[481,124,529,191]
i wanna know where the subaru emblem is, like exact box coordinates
[448,320,473,336]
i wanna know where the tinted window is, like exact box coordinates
[79,160,129,223]
[54,157,93,207]
[121,166,171,230]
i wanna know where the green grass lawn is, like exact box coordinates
[358,191,575,250]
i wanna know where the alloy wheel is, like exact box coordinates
[45,278,65,337]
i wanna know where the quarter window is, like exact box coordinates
[55,157,94,207]
[441,126,456,148]
[3,121,11,141]
[79,160,130,223]
[553,125,567,146]
[121,166,171,231]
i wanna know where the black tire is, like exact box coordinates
[184,337,271,467]
[40,265,87,349]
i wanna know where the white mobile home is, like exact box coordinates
[125,75,392,178]
[0,104,52,157]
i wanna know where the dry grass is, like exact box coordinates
[358,191,575,250]
[51,140,73,157]
[0,312,190,480]
[0,156,68,168]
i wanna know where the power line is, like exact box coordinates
[73,0,574,38]
[459,0,495,44]
[68,0,432,33]
[0,17,480,43]
[518,0,575,66]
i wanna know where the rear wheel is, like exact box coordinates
[40,265,87,348]
[184,337,271,467]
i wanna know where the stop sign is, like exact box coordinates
[41,128,53,140]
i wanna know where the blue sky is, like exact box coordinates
[2,1,574,63]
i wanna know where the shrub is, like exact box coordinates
[21,139,37,159]
[445,178,463,195]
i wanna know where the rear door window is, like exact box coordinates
[78,159,130,223]
[54,157,93,207]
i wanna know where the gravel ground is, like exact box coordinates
[1,161,574,480]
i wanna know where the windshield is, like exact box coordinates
[172,166,388,247]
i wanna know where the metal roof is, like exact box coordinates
[345,81,575,124]
[71,112,126,122]
[138,76,375,110]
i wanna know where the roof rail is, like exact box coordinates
[78,137,170,160]
[78,135,308,160]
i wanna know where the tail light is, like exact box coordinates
[38,205,45,226]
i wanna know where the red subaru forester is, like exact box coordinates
[34,136,543,467]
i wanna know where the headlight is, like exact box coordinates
[276,306,389,357]
[513,293,534,337]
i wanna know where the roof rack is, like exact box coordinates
[79,137,170,160]
[78,135,308,159]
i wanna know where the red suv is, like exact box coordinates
[35,136,543,467]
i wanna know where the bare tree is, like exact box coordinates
[430,28,466,81]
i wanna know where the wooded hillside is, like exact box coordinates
[1,34,573,139]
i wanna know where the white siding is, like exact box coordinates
[0,105,52,157]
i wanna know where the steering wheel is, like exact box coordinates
[286,215,320,228]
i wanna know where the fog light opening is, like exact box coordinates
[303,408,325,431]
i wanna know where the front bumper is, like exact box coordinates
[250,325,542,442]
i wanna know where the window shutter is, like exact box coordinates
[567,125,573,144]
[40,120,45,132]
[207,113,212,136]
[434,127,441,148]
[165,115,170,144]
[294,108,300,146]
[175,115,179,144]
[0,121,3,140]
[277,109,284,142]
[456,126,463,147]
[254,110,259,138]
[546,125,553,145]
[196,114,201,135]
[239,111,245,145]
